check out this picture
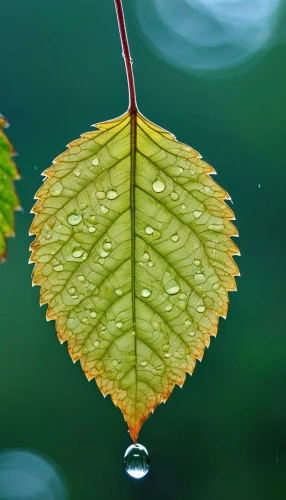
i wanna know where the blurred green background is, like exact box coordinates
[0,0,285,499]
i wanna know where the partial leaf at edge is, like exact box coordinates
[30,111,239,442]
[0,114,20,262]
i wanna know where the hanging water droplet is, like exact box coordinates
[116,322,123,329]
[197,305,206,313]
[171,192,179,201]
[193,259,201,266]
[54,264,63,272]
[145,226,154,235]
[92,158,99,166]
[67,213,82,226]
[165,304,173,312]
[124,444,150,479]
[152,179,165,193]
[141,289,151,298]
[208,224,224,232]
[115,289,123,297]
[171,234,179,242]
[72,249,84,258]
[212,282,220,290]
[96,191,106,200]
[107,190,118,200]
[103,241,112,251]
[194,210,202,219]
[143,252,150,261]
[90,311,97,319]
[74,169,81,177]
[89,226,96,233]
[100,205,109,214]
[164,280,180,295]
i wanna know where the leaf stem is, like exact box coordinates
[114,0,137,113]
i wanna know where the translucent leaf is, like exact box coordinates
[0,115,20,262]
[30,111,239,441]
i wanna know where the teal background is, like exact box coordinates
[0,0,285,499]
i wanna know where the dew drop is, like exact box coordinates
[82,252,88,261]
[72,249,84,258]
[162,343,170,352]
[193,259,201,266]
[115,289,123,297]
[94,340,100,347]
[54,264,63,272]
[201,186,213,195]
[145,226,154,235]
[79,203,87,210]
[89,226,96,233]
[171,192,179,201]
[50,185,63,196]
[116,322,123,329]
[197,305,206,313]
[174,351,180,359]
[90,311,97,319]
[68,287,76,295]
[143,252,150,261]
[96,191,106,200]
[171,234,179,242]
[179,293,186,300]
[152,179,165,193]
[208,224,224,232]
[147,261,154,268]
[213,282,220,290]
[67,213,82,226]
[188,331,195,337]
[181,204,186,210]
[112,359,119,367]
[99,258,105,265]
[124,444,150,479]
[164,280,180,295]
[92,158,99,166]
[194,210,202,219]
[185,319,192,326]
[71,295,79,300]
[195,273,205,282]
[164,353,171,358]
[165,305,173,312]
[100,250,109,258]
[100,205,109,214]
[103,241,112,251]
[45,233,52,240]
[140,361,147,367]
[107,190,118,200]
[179,301,186,311]
[141,289,151,298]
[74,169,81,177]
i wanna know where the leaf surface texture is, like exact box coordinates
[30,111,239,441]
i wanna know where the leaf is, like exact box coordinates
[0,114,20,262]
[30,110,239,442]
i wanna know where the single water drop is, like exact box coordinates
[164,280,180,295]
[67,213,82,226]
[77,275,85,282]
[165,304,173,312]
[90,311,97,319]
[99,258,105,265]
[193,259,201,266]
[171,234,179,242]
[54,264,63,272]
[201,186,213,195]
[197,305,206,313]
[50,184,63,196]
[208,224,224,232]
[195,273,205,282]
[92,158,99,166]
[143,252,150,261]
[140,361,147,367]
[185,319,192,326]
[103,241,112,251]
[115,289,123,297]
[124,444,150,479]
[116,322,123,329]
[188,331,195,337]
[89,226,96,233]
[213,282,220,290]
[74,169,81,177]
[100,250,109,258]
[178,167,183,174]
[194,210,202,219]
[162,343,170,352]
[94,340,100,347]
[79,203,87,210]
[145,226,154,235]
[69,287,76,295]
[72,249,84,258]
[107,190,118,200]
[181,204,186,210]
[147,261,154,268]
[165,353,171,358]
[171,192,179,201]
[82,252,88,261]
[100,205,109,214]
[152,179,165,193]
[141,289,151,298]
[96,191,106,200]
[45,232,52,240]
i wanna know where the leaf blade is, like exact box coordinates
[30,110,239,441]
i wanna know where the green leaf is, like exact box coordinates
[0,114,20,262]
[30,111,239,441]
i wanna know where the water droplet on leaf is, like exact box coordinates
[92,158,99,166]
[171,234,179,242]
[170,192,179,201]
[194,210,202,219]
[145,226,154,235]
[197,305,206,313]
[164,280,180,295]
[116,322,123,329]
[124,444,150,479]
[115,289,123,296]
[89,226,96,233]
[152,179,165,193]
[54,264,63,272]
[90,311,97,319]
[74,169,81,177]
[141,289,151,298]
[67,213,82,226]
[100,205,109,214]
[103,241,112,251]
[96,191,106,200]
[107,190,118,200]
[72,249,84,258]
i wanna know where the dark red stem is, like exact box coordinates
[114,0,137,113]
